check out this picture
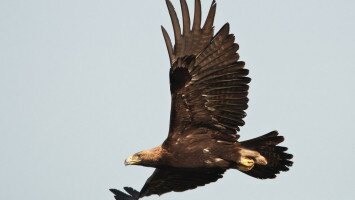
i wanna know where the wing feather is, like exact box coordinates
[202,0,217,31]
[163,0,249,136]
[192,0,201,31]
[196,23,230,65]
[166,0,181,43]
[161,26,174,64]
[180,0,191,36]
[164,0,216,63]
[138,168,225,198]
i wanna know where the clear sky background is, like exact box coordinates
[1,0,355,200]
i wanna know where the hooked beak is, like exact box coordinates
[124,155,141,166]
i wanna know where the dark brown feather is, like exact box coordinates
[161,26,174,64]
[166,0,181,46]
[202,0,216,31]
[241,131,294,179]
[110,188,140,200]
[164,0,249,135]
[192,0,201,31]
[139,168,225,198]
[180,0,191,36]
[163,0,216,63]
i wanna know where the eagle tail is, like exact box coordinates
[240,131,293,179]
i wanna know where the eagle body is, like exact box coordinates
[163,128,240,169]
[111,0,293,199]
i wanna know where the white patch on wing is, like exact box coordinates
[207,107,216,111]
[204,160,212,164]
[217,140,229,144]
[203,148,210,153]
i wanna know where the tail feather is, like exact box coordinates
[241,131,293,179]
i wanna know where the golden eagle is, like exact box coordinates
[111,0,293,199]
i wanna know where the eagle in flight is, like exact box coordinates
[111,0,293,199]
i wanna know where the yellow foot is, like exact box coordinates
[238,156,255,171]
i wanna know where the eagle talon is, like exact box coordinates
[238,157,255,171]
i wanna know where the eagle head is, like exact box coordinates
[124,146,165,167]
[124,154,142,166]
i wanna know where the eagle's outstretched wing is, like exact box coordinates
[110,168,225,199]
[164,0,250,137]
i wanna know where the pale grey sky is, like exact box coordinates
[1,0,355,200]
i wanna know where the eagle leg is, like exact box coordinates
[236,149,268,171]
[238,156,254,171]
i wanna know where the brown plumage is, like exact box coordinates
[111,0,293,199]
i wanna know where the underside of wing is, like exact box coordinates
[110,187,140,200]
[138,168,225,198]
[163,0,250,135]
